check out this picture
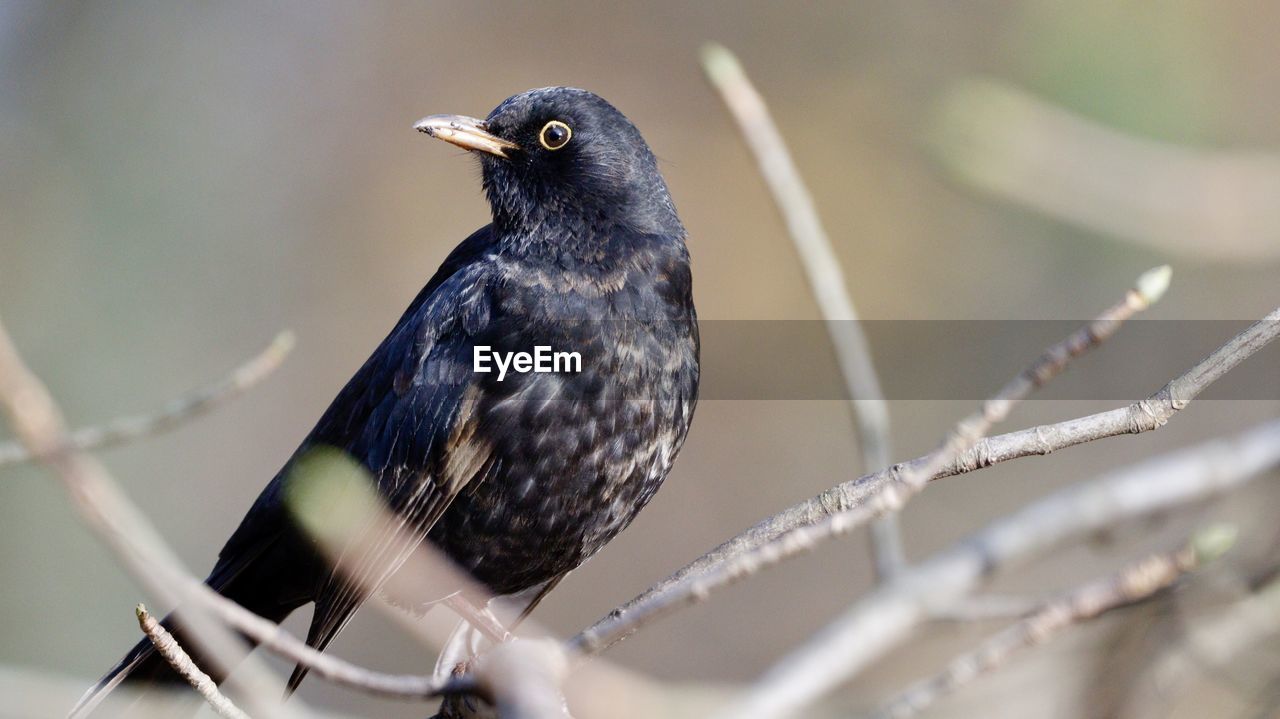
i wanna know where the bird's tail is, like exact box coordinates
[69,538,313,718]
[67,612,211,718]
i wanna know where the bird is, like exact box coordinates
[72,86,699,715]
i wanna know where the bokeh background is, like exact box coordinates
[2,2,1279,717]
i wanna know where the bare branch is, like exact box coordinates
[0,317,300,719]
[719,417,1280,719]
[933,77,1280,262]
[571,267,1173,656]
[1,664,370,719]
[1,666,225,719]
[136,604,251,719]
[0,331,294,466]
[700,43,901,577]
[477,640,571,719]
[873,525,1237,719]
[0,318,482,708]
[177,574,475,700]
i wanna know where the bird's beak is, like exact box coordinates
[414,115,519,158]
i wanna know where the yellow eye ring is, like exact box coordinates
[539,120,572,150]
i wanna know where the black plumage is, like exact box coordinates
[73,87,698,714]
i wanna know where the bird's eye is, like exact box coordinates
[539,120,572,151]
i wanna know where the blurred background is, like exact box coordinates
[2,2,1278,717]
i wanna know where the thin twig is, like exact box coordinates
[177,574,475,700]
[0,332,294,467]
[933,78,1280,262]
[136,604,251,719]
[0,320,299,719]
[0,320,477,706]
[718,416,1280,719]
[571,267,1173,656]
[701,43,902,578]
[873,525,1237,719]
[1,665,371,719]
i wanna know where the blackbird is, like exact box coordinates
[73,86,699,714]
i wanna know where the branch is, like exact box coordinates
[571,266,1172,656]
[176,574,475,700]
[0,318,486,709]
[872,525,1237,719]
[0,331,294,467]
[136,604,250,719]
[700,43,901,577]
[933,77,1280,262]
[0,318,301,719]
[476,640,571,719]
[719,416,1280,719]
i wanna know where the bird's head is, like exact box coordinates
[415,87,682,246]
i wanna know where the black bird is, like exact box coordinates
[73,86,698,714]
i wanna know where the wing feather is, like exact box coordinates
[281,232,500,692]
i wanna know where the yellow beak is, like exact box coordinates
[414,115,519,158]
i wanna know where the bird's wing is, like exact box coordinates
[291,385,497,692]
[209,225,499,582]
[284,232,504,692]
